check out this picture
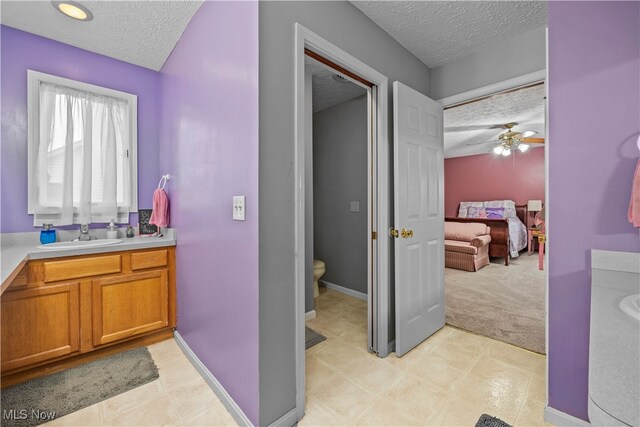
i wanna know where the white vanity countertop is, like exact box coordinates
[1,228,177,292]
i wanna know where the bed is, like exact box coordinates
[445,201,528,266]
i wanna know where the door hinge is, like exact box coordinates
[372,231,377,240]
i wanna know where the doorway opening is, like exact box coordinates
[293,23,390,421]
[440,77,548,355]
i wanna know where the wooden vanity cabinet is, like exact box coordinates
[0,247,175,385]
[1,282,81,371]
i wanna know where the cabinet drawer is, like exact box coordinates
[43,255,122,282]
[131,250,168,271]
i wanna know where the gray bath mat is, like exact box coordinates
[305,326,327,349]
[476,414,512,427]
[1,347,159,427]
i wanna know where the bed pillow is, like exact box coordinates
[485,207,505,219]
[484,200,517,218]
[458,202,483,218]
[467,207,487,218]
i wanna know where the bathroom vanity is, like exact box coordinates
[589,250,640,427]
[0,231,176,387]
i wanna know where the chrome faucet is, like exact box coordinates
[75,224,95,241]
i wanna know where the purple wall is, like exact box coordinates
[548,2,640,421]
[158,2,259,423]
[1,26,161,232]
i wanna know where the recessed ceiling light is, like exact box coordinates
[52,1,93,21]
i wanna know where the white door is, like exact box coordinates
[393,81,445,357]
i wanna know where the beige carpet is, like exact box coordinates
[445,253,546,354]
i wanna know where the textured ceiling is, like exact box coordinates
[351,1,547,68]
[444,84,545,158]
[0,1,203,71]
[306,57,367,113]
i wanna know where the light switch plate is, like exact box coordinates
[350,201,360,213]
[233,196,245,221]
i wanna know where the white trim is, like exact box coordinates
[268,408,297,427]
[294,23,390,423]
[27,70,139,216]
[544,406,591,426]
[436,69,546,108]
[305,310,316,321]
[544,27,550,414]
[319,280,367,301]
[173,331,253,427]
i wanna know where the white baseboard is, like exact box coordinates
[544,405,591,426]
[268,407,298,427]
[305,310,316,321]
[319,280,367,301]
[174,331,253,427]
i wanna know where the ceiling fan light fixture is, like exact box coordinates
[52,1,93,21]
[501,148,511,157]
[518,143,530,153]
[493,146,504,155]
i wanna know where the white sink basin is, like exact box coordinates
[37,239,123,250]
[620,294,640,322]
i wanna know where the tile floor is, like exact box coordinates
[45,287,551,427]
[303,287,552,426]
[44,339,238,427]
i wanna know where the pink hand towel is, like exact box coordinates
[628,159,640,227]
[149,188,170,228]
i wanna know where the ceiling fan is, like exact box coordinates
[466,122,545,156]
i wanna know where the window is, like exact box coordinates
[28,70,137,225]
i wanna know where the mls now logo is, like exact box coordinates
[3,409,56,421]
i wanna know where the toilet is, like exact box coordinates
[312,259,326,298]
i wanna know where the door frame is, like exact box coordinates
[436,66,549,412]
[293,23,390,421]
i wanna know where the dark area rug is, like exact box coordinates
[476,414,512,427]
[305,326,327,349]
[1,347,159,427]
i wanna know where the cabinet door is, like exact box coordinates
[92,269,169,346]
[1,283,80,371]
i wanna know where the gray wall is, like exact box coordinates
[313,95,368,297]
[429,26,546,100]
[259,1,430,424]
[304,71,315,314]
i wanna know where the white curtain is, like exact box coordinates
[33,82,130,226]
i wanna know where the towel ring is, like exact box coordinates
[157,174,171,190]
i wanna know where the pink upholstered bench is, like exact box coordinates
[445,222,491,272]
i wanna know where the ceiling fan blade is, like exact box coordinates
[522,137,545,144]
[518,130,538,138]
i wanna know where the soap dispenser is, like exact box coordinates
[106,219,118,239]
[40,224,56,244]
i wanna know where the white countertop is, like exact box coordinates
[1,228,177,292]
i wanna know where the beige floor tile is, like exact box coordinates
[44,404,102,427]
[404,352,469,393]
[515,397,552,427]
[306,353,342,392]
[469,355,533,387]
[313,338,371,372]
[349,397,424,426]
[487,340,542,372]
[157,358,203,392]
[308,374,375,423]
[341,355,404,392]
[148,339,189,369]
[383,373,450,423]
[298,401,341,426]
[165,376,217,417]
[101,394,180,426]
[180,400,238,427]
[100,380,166,417]
[526,365,547,404]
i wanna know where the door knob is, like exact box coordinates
[389,228,399,238]
[401,228,414,238]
